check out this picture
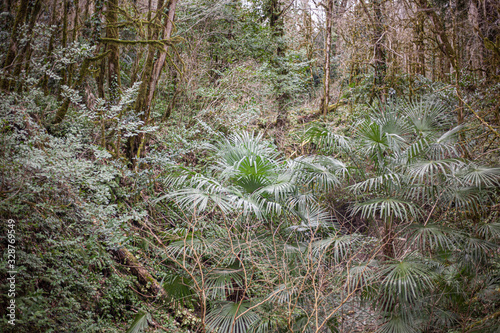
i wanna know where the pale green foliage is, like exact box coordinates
[161,131,339,229]
[206,302,259,333]
[304,97,500,332]
[0,91,145,332]
[157,98,499,332]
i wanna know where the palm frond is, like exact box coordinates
[217,132,280,167]
[377,314,418,333]
[205,301,260,333]
[286,192,318,212]
[477,222,500,241]
[312,234,362,262]
[255,174,296,202]
[403,98,450,135]
[428,125,463,159]
[349,173,403,194]
[169,187,234,214]
[166,237,222,258]
[357,120,389,155]
[267,283,298,304]
[163,275,195,307]
[352,197,421,221]
[347,260,378,294]
[292,155,348,191]
[408,158,464,183]
[402,136,430,163]
[304,125,353,152]
[441,186,484,214]
[126,311,152,333]
[457,164,500,189]
[227,192,269,218]
[247,312,282,333]
[407,224,456,252]
[206,266,245,300]
[370,102,411,138]
[379,257,434,311]
[457,237,498,263]
[289,205,338,232]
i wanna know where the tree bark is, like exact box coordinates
[359,0,386,101]
[113,247,165,296]
[373,0,386,98]
[1,0,30,90]
[52,51,111,124]
[105,0,121,101]
[41,0,59,94]
[321,0,333,116]
[127,0,178,164]
[268,0,289,128]
[13,0,43,93]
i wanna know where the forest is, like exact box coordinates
[0,0,499,332]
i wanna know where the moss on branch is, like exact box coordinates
[99,36,183,49]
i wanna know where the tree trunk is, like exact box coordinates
[415,12,426,76]
[268,0,289,128]
[127,0,177,164]
[61,0,69,88]
[359,0,386,101]
[41,0,59,94]
[52,51,110,124]
[1,0,30,90]
[13,0,43,93]
[321,0,333,116]
[113,247,165,296]
[105,0,121,101]
[373,0,386,99]
[301,0,314,93]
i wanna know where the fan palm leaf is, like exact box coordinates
[349,173,403,194]
[312,234,362,262]
[377,314,418,333]
[205,266,246,300]
[166,237,223,258]
[267,283,298,304]
[402,98,450,135]
[304,125,353,152]
[407,224,456,252]
[457,237,498,263]
[347,260,378,294]
[205,301,260,333]
[408,158,464,183]
[352,197,421,221]
[288,204,338,232]
[477,222,500,241]
[427,125,463,159]
[292,155,348,191]
[163,275,196,307]
[379,257,434,311]
[457,164,500,189]
[441,186,484,214]
[126,311,152,333]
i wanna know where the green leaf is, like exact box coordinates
[126,311,152,333]
[206,301,260,333]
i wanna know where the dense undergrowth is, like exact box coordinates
[1,80,499,332]
[1,0,500,331]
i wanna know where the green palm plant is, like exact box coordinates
[306,97,500,332]
[161,131,345,231]
[156,101,499,333]
[205,301,260,333]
